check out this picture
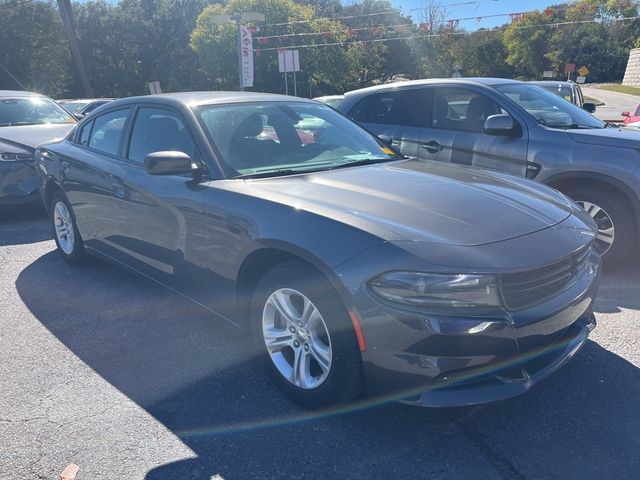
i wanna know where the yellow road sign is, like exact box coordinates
[578,66,589,76]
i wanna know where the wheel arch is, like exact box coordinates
[42,179,63,213]
[235,241,355,333]
[544,172,640,237]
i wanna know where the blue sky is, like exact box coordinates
[390,0,558,30]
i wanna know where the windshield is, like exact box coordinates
[196,102,399,177]
[59,101,88,114]
[493,83,604,129]
[535,84,574,103]
[0,97,75,127]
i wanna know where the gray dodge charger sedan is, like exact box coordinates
[36,92,601,408]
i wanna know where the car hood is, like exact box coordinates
[567,126,640,149]
[239,160,573,246]
[0,124,74,151]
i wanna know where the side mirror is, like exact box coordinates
[484,114,515,136]
[144,151,195,175]
[622,111,631,117]
[583,103,596,113]
[378,134,393,146]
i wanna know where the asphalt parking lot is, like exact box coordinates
[1,209,639,480]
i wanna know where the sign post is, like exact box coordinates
[278,49,300,96]
[565,63,576,81]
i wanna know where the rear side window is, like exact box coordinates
[88,109,130,156]
[127,108,195,164]
[78,120,93,146]
[365,88,429,128]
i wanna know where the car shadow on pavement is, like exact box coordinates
[16,251,640,480]
[0,207,50,246]
[594,265,640,313]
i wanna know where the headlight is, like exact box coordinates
[368,272,502,315]
[1,152,34,162]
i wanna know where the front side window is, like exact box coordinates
[128,108,195,164]
[88,109,130,156]
[433,87,502,133]
[494,83,605,129]
[0,97,75,127]
[196,102,399,177]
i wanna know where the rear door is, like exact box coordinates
[60,108,132,250]
[421,85,528,177]
[352,87,431,158]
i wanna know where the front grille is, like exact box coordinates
[501,245,591,311]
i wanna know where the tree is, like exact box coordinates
[0,1,71,97]
[191,0,350,95]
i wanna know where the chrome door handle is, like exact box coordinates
[421,140,443,154]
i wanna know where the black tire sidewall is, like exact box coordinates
[51,193,86,265]
[251,262,363,408]
[566,188,636,265]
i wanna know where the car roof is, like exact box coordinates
[105,91,317,110]
[344,77,522,97]
[0,90,48,99]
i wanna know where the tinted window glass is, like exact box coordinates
[366,89,427,127]
[346,96,373,122]
[128,108,195,164]
[433,87,501,133]
[88,109,130,156]
[78,120,93,146]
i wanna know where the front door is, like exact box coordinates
[115,106,209,301]
[421,85,528,177]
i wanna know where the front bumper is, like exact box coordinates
[0,161,40,206]
[341,242,601,408]
[403,313,595,407]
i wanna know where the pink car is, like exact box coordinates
[622,104,640,124]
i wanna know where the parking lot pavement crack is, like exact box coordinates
[442,410,528,480]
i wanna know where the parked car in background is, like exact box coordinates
[621,104,640,125]
[313,95,344,109]
[339,78,640,264]
[0,90,75,208]
[58,98,115,119]
[529,81,595,113]
[36,92,600,408]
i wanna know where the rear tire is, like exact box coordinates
[563,187,636,265]
[50,193,86,265]
[251,261,364,409]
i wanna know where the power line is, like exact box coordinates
[253,15,640,52]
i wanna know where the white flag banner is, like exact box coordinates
[241,26,254,88]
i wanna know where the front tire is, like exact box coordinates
[51,193,86,265]
[564,188,636,265]
[251,262,364,409]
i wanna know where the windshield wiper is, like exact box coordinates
[327,157,398,171]
[233,169,307,179]
[545,123,600,129]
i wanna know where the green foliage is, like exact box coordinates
[0,0,71,97]
[0,0,638,98]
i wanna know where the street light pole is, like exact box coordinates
[212,12,265,92]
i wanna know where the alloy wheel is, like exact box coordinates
[54,201,75,255]
[262,288,332,389]
[576,200,615,255]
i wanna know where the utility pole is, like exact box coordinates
[57,0,93,98]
